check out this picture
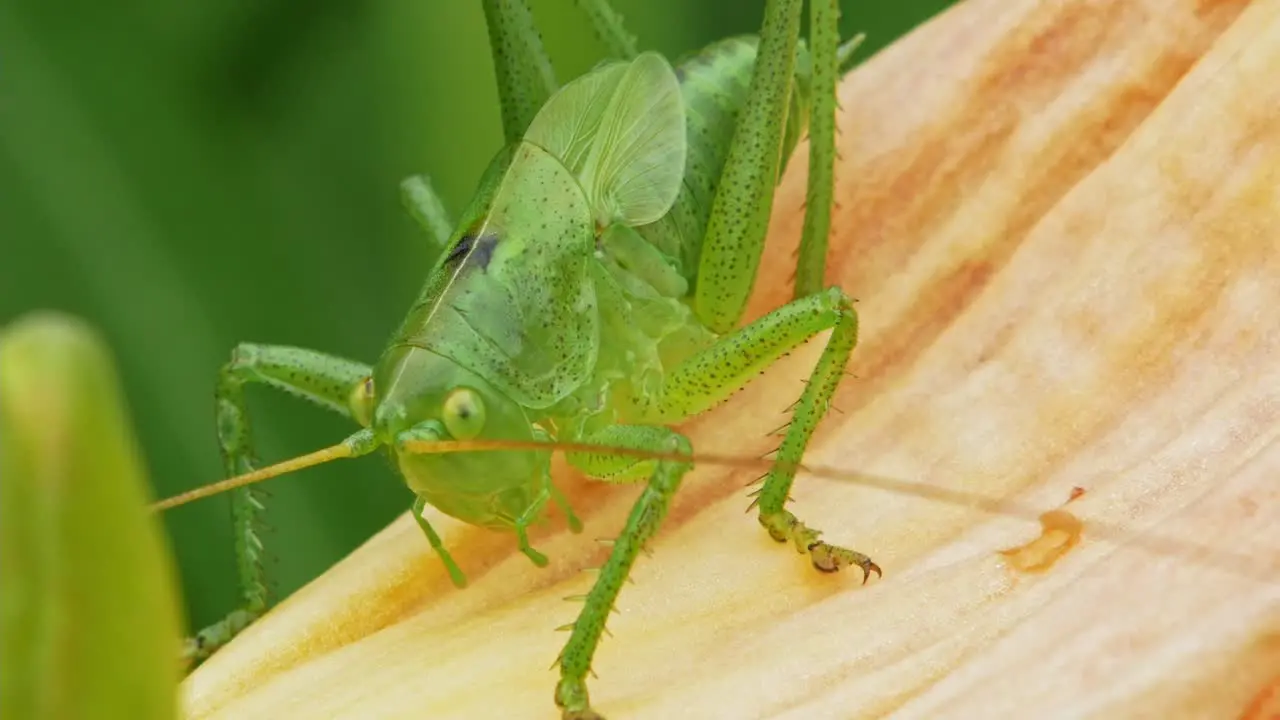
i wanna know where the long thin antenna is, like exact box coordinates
[398,438,1275,581]
[152,442,359,512]
[151,435,1276,582]
[399,437,1041,518]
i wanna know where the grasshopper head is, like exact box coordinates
[368,344,546,504]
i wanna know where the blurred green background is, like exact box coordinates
[1,0,954,635]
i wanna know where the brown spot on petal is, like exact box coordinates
[998,509,1085,574]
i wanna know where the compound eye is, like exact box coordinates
[442,387,486,440]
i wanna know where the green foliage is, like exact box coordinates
[0,0,955,636]
[0,311,183,720]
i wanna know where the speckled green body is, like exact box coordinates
[187,1,879,717]
[377,36,810,534]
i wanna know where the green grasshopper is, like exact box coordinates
[171,0,874,716]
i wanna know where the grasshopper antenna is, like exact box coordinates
[399,438,1278,582]
[152,429,379,511]
[154,435,1276,583]
[157,435,999,517]
[399,438,1048,519]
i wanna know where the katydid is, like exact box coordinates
[172,0,872,716]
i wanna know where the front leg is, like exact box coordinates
[411,496,469,588]
[555,425,693,720]
[187,343,372,664]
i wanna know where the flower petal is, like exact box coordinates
[183,0,1280,717]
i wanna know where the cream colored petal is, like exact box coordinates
[183,0,1280,717]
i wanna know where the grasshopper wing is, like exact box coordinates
[523,61,629,178]
[525,52,686,228]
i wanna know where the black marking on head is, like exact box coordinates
[444,235,474,264]
[444,233,499,270]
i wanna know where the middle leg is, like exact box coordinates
[648,287,880,580]
[555,424,694,719]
